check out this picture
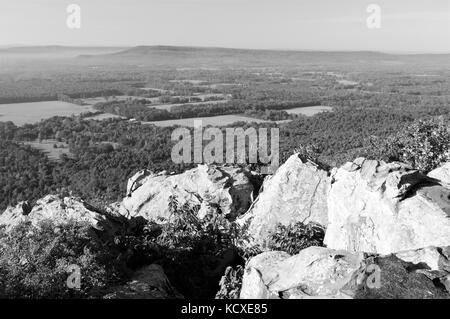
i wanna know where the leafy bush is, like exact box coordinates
[0,220,127,298]
[397,119,450,172]
[111,196,244,299]
[154,196,243,298]
[110,217,163,269]
[367,119,450,172]
[267,222,325,255]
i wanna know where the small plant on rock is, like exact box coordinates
[267,222,325,255]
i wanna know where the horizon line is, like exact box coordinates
[1,44,450,55]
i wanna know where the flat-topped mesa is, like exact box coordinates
[325,157,450,254]
[118,164,254,222]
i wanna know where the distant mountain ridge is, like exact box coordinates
[0,45,126,54]
[99,45,395,58]
[1,45,449,66]
[76,45,450,67]
[76,45,402,67]
[0,46,127,59]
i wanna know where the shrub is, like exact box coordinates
[0,220,126,298]
[112,196,245,299]
[0,196,247,299]
[266,222,325,255]
[398,119,450,172]
[367,119,450,172]
[153,196,243,298]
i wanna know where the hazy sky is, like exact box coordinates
[0,0,449,52]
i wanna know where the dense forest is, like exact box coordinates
[0,118,192,210]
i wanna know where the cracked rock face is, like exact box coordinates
[324,158,450,255]
[238,154,330,247]
[119,165,254,222]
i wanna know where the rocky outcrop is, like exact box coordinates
[3,156,450,300]
[240,247,450,299]
[126,169,154,196]
[238,154,329,246]
[324,158,450,255]
[0,201,31,229]
[240,247,364,299]
[0,195,124,235]
[428,162,450,185]
[104,264,183,299]
[395,245,450,283]
[395,246,444,271]
[119,165,254,222]
[238,157,450,299]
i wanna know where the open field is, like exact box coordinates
[84,113,126,121]
[151,99,229,111]
[0,101,94,125]
[143,114,279,127]
[82,96,153,105]
[22,139,72,162]
[283,106,333,116]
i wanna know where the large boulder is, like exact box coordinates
[0,195,124,235]
[240,247,364,299]
[119,165,254,221]
[240,247,450,299]
[324,158,450,255]
[104,264,183,299]
[428,162,450,185]
[238,154,330,246]
[395,246,450,287]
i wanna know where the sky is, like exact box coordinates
[0,0,449,53]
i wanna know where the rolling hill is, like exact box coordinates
[77,45,450,68]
